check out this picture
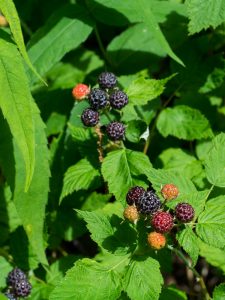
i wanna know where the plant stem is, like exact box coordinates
[94,25,112,67]
[95,125,104,163]
[168,245,211,300]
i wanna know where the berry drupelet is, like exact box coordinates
[123,206,139,223]
[147,232,166,250]
[106,121,125,141]
[81,108,99,127]
[98,72,117,89]
[136,191,161,215]
[161,183,179,200]
[7,268,27,287]
[175,203,195,223]
[14,279,32,297]
[88,88,108,110]
[151,211,174,233]
[72,83,90,100]
[109,90,128,109]
[4,292,17,300]
[126,186,145,206]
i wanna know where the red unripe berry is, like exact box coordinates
[147,232,166,250]
[72,83,90,100]
[161,183,179,200]
[151,211,174,233]
[123,206,139,223]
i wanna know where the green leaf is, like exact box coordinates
[126,75,175,106]
[26,4,93,85]
[204,133,225,187]
[159,285,187,300]
[0,0,44,83]
[186,0,225,34]
[196,196,225,249]
[0,39,35,190]
[77,209,137,255]
[60,159,101,202]
[177,227,199,265]
[81,192,111,211]
[13,102,50,265]
[124,256,163,300]
[157,105,213,140]
[213,283,225,300]
[49,258,122,300]
[0,257,12,288]
[102,149,151,203]
[126,120,147,143]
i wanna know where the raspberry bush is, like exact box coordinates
[0,1,225,300]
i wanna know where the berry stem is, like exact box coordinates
[168,245,211,300]
[94,24,113,67]
[95,125,104,163]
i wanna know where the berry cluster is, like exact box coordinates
[4,268,32,299]
[123,183,195,251]
[72,72,128,141]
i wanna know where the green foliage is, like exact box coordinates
[213,283,225,300]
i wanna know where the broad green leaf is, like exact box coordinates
[159,286,187,300]
[26,4,93,85]
[126,120,147,143]
[204,133,225,187]
[0,295,8,300]
[198,239,225,274]
[77,209,136,255]
[186,0,225,34]
[81,192,111,211]
[102,149,151,203]
[60,159,101,201]
[0,0,44,83]
[126,75,175,106]
[0,39,35,190]
[124,257,163,300]
[157,105,213,140]
[177,227,199,265]
[13,102,50,265]
[213,283,225,300]
[49,258,122,300]
[196,196,225,249]
[0,257,12,288]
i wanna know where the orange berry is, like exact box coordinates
[0,15,8,27]
[123,206,139,223]
[147,232,166,250]
[72,83,90,101]
[161,183,179,200]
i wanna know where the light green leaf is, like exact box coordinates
[196,196,225,249]
[186,0,225,34]
[102,149,151,203]
[213,283,225,300]
[77,209,136,255]
[177,227,199,265]
[157,105,213,140]
[0,257,12,288]
[0,39,35,190]
[26,4,93,85]
[0,0,44,83]
[124,257,163,300]
[13,102,50,265]
[60,159,101,201]
[49,258,122,300]
[126,75,175,106]
[204,133,225,187]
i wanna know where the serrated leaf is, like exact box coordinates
[196,196,225,249]
[102,149,151,203]
[157,105,213,140]
[49,258,122,300]
[77,209,136,255]
[0,39,35,190]
[213,283,225,300]
[177,227,199,265]
[124,256,163,300]
[0,0,44,83]
[204,133,225,187]
[60,159,101,202]
[126,75,175,106]
[0,257,12,288]
[186,0,225,34]
[26,4,93,85]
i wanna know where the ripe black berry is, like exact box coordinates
[109,90,128,109]
[88,88,108,110]
[106,121,125,141]
[126,186,145,205]
[137,191,161,214]
[14,279,32,297]
[175,203,195,222]
[81,108,99,127]
[4,292,17,300]
[98,72,117,89]
[151,211,174,233]
[7,268,27,287]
